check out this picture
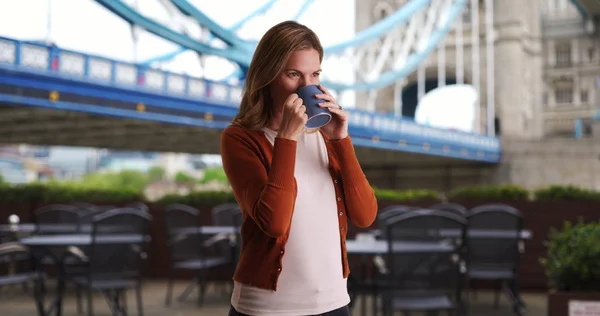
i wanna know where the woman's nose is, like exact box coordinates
[298,77,308,87]
[301,76,318,86]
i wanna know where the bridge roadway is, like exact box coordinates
[0,84,497,191]
[0,84,489,169]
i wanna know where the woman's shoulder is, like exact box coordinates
[221,124,271,160]
[223,123,263,138]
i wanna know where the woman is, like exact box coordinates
[221,20,378,316]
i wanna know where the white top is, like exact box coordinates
[230,128,350,315]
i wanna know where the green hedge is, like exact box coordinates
[1,182,600,204]
[449,184,530,201]
[157,191,237,206]
[155,188,441,205]
[540,220,600,292]
[0,183,142,203]
[534,185,600,202]
[372,188,440,202]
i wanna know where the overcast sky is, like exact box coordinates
[0,0,357,159]
[0,0,356,80]
[0,0,484,134]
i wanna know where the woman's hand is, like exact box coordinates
[277,93,308,141]
[315,85,349,140]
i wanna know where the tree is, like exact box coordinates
[174,171,195,185]
[73,170,149,191]
[146,166,165,182]
[200,167,228,184]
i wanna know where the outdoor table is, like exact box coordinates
[19,233,150,316]
[346,238,459,316]
[171,226,238,235]
[370,228,532,240]
[346,240,455,255]
[0,223,131,235]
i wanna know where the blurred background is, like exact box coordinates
[0,1,600,316]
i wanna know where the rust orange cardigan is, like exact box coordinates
[220,125,378,291]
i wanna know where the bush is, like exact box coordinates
[6,180,600,206]
[200,167,229,184]
[534,185,600,202]
[0,183,143,203]
[373,188,440,202]
[156,190,236,206]
[174,171,196,185]
[540,220,600,292]
[449,184,530,201]
[156,188,440,206]
[57,170,150,192]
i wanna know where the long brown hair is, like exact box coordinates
[233,21,324,129]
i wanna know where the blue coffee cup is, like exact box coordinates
[295,85,332,129]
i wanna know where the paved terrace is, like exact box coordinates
[0,280,547,315]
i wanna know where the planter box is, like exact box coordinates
[548,291,600,316]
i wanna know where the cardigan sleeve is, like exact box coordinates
[328,136,378,227]
[221,130,297,238]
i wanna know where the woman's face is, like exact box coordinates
[269,48,322,110]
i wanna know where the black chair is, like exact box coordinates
[377,205,415,223]
[429,203,468,216]
[211,203,243,295]
[34,204,81,234]
[33,204,85,296]
[163,204,229,307]
[464,203,525,315]
[348,205,415,314]
[211,202,242,259]
[71,202,99,212]
[66,208,151,316]
[211,203,241,226]
[0,242,41,297]
[378,209,467,316]
[127,202,149,213]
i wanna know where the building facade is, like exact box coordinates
[541,0,599,137]
[357,0,599,139]
[357,0,600,190]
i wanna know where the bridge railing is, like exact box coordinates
[0,36,500,153]
[0,36,243,105]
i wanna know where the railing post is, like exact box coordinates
[137,66,145,86]
[205,80,211,99]
[184,75,190,96]
[83,56,90,78]
[14,41,21,66]
[226,84,232,104]
[163,73,168,93]
[110,61,116,85]
[48,45,59,72]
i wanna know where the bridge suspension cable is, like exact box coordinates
[94,0,488,122]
